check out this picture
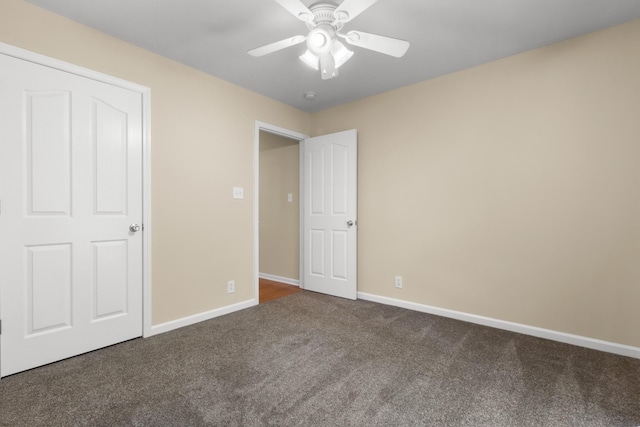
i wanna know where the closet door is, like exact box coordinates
[0,53,143,377]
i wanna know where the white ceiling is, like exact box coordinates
[26,0,640,113]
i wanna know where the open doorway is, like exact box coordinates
[259,130,300,303]
[253,122,309,304]
[254,122,358,303]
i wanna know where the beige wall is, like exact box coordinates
[0,0,311,324]
[312,19,640,348]
[259,131,300,280]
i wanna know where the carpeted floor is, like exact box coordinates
[1,291,639,426]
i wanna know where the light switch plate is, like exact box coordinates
[287,193,293,203]
[233,187,244,199]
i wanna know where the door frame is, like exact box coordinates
[0,43,153,339]
[253,121,309,302]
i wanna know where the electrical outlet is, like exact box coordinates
[227,280,235,293]
[395,276,403,289]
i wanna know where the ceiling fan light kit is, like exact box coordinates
[332,41,354,67]
[299,49,320,69]
[308,29,331,53]
[248,0,410,80]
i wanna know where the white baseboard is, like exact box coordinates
[358,292,640,360]
[146,299,257,337]
[259,273,300,287]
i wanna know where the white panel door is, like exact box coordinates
[0,54,143,377]
[302,129,357,299]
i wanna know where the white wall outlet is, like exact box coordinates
[227,280,235,293]
[233,187,244,199]
[287,193,293,203]
[395,276,403,289]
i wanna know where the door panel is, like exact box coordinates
[310,230,326,276]
[94,100,129,215]
[26,244,73,334]
[26,90,72,215]
[93,240,129,320]
[0,54,143,377]
[331,230,348,280]
[309,149,325,214]
[331,144,348,214]
[302,129,357,300]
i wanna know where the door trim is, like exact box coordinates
[253,121,309,302]
[0,42,153,338]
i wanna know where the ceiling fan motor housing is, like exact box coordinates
[306,2,344,30]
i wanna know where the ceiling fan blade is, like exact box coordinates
[333,0,380,23]
[320,53,338,80]
[248,35,306,57]
[343,31,410,58]
[273,0,314,23]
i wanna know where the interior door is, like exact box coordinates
[0,54,143,377]
[302,129,357,299]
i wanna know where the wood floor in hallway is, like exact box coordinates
[259,278,302,303]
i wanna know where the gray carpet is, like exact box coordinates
[1,291,639,426]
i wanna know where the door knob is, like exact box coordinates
[129,224,141,233]
[347,220,354,227]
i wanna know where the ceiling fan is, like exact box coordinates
[248,0,410,80]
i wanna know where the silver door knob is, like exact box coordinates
[347,220,354,227]
[129,224,141,233]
